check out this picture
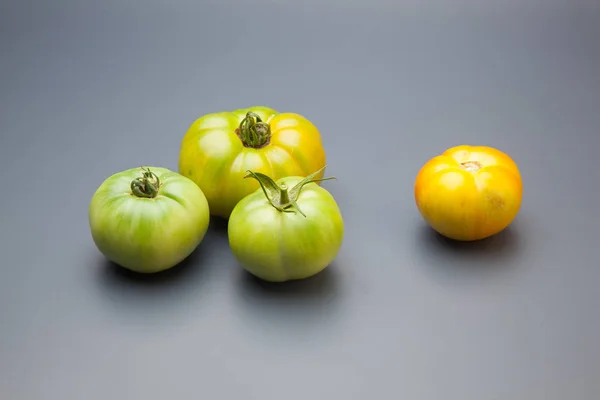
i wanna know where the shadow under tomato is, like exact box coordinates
[237,264,340,300]
[420,224,521,256]
[99,251,201,286]
[231,262,345,344]
[414,220,524,280]
[208,216,228,236]
[94,240,212,323]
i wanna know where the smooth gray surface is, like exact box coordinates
[1,1,599,399]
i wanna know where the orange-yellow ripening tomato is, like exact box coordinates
[178,106,327,219]
[414,145,523,241]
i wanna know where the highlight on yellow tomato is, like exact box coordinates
[178,106,327,219]
[414,145,523,241]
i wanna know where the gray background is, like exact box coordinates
[1,0,599,399]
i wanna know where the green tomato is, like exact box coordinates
[227,166,344,282]
[178,106,328,219]
[89,166,210,274]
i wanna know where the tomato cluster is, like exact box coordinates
[88,106,523,281]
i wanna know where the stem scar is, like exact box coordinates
[460,161,483,172]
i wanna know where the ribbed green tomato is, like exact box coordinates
[89,166,210,274]
[228,166,344,282]
[178,106,327,219]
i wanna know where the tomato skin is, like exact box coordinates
[414,145,523,241]
[88,167,210,273]
[228,175,344,282]
[178,106,327,219]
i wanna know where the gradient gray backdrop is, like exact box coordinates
[1,1,599,399]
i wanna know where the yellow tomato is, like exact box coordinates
[178,106,327,218]
[414,145,523,241]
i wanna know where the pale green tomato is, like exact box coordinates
[228,166,344,282]
[89,166,210,273]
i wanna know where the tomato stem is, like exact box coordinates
[236,112,271,148]
[243,165,335,217]
[279,183,291,204]
[130,167,161,198]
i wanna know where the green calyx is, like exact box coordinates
[236,111,271,148]
[130,167,162,198]
[244,165,335,217]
